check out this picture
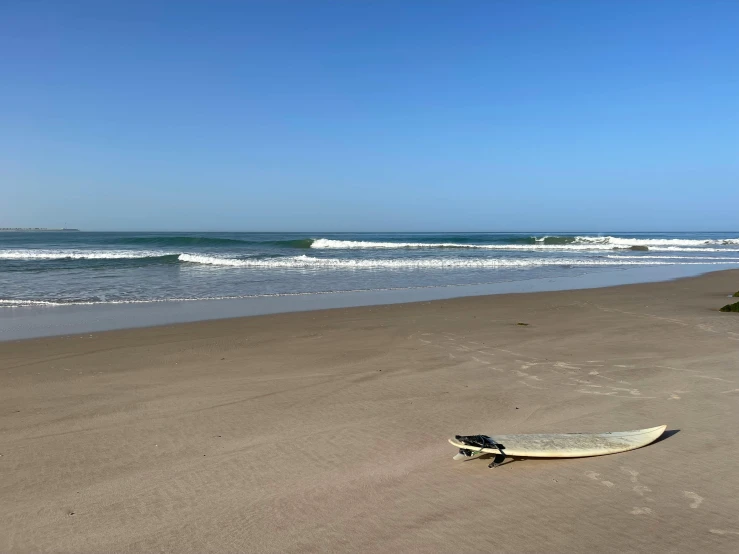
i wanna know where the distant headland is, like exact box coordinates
[0,228,80,232]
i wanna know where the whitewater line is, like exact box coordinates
[178,253,739,269]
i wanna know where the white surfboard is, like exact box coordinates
[449,425,666,464]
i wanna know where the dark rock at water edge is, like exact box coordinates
[719,301,739,312]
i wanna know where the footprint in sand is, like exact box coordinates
[515,370,542,381]
[621,467,655,502]
[588,370,608,378]
[585,471,615,488]
[633,485,653,499]
[555,362,581,371]
[621,467,639,483]
[608,386,643,396]
[683,491,703,509]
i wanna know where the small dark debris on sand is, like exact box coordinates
[516,322,530,326]
[719,301,739,312]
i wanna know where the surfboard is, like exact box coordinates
[449,425,666,466]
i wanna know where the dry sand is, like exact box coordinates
[2,270,739,553]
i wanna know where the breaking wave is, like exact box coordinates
[178,253,739,269]
[564,236,739,246]
[309,237,739,251]
[0,249,178,261]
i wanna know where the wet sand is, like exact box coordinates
[2,270,739,552]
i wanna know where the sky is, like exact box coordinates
[1,0,738,232]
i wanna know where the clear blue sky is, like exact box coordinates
[2,0,737,231]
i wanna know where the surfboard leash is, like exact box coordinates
[455,434,507,468]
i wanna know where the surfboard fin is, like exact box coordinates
[454,448,477,460]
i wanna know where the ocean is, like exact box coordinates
[1,231,739,309]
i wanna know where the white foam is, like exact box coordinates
[0,282,492,308]
[651,247,739,252]
[0,249,172,260]
[310,238,613,250]
[606,255,739,260]
[309,238,739,252]
[311,238,486,249]
[0,299,71,306]
[179,253,739,269]
[573,236,739,247]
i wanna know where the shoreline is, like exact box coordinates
[2,263,738,341]
[2,268,738,552]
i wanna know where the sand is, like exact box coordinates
[2,270,739,553]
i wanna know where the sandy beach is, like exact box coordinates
[2,269,739,553]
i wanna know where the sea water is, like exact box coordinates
[2,231,739,307]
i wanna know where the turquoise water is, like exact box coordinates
[2,231,739,307]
